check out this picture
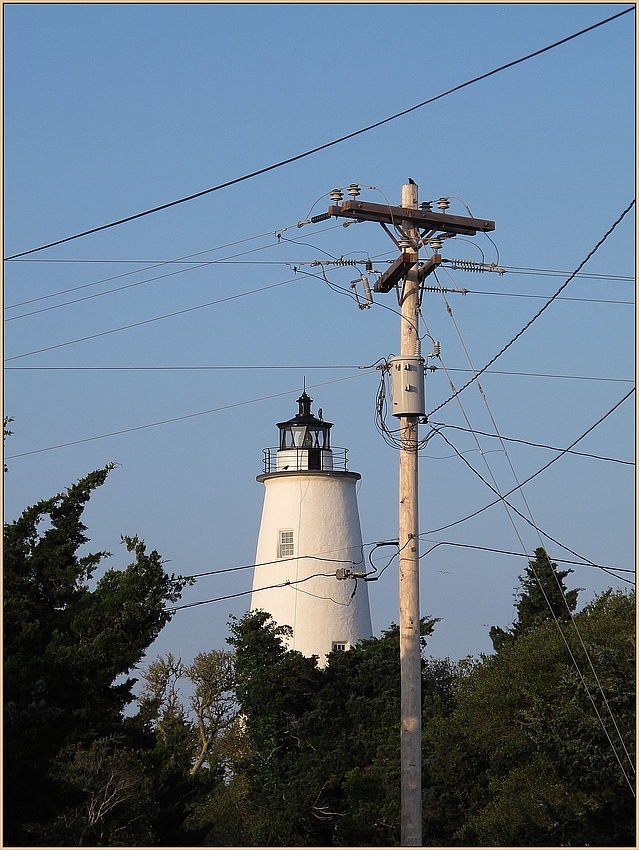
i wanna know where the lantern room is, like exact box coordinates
[275,391,332,471]
[258,391,344,473]
[278,391,331,450]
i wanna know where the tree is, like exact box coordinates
[138,648,240,776]
[423,588,635,846]
[490,547,581,652]
[136,649,246,845]
[3,414,14,471]
[195,610,454,847]
[3,466,191,845]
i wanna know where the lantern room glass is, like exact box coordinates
[280,425,329,450]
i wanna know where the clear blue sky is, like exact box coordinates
[4,3,635,669]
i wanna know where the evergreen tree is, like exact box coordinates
[423,589,635,846]
[3,466,191,845]
[490,547,581,652]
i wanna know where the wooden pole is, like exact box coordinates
[399,181,422,846]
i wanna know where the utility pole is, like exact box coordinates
[326,182,495,846]
[397,181,422,846]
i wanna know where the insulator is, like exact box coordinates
[361,276,374,305]
[347,183,361,198]
[433,341,441,356]
[450,259,484,272]
[420,201,433,211]
[365,259,373,273]
[429,238,443,252]
[310,211,331,223]
[330,188,343,202]
[398,236,412,250]
[436,197,450,211]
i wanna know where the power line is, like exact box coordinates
[4,242,287,321]
[422,266,636,780]
[8,256,635,284]
[4,277,301,362]
[163,539,634,615]
[432,432,634,580]
[464,291,633,305]
[165,571,336,613]
[427,200,636,417]
[4,365,363,371]
[3,372,372,459]
[418,539,634,581]
[4,6,633,261]
[497,265,633,282]
[4,220,345,316]
[431,422,633,466]
[188,553,359,580]
[4,365,633,386]
[4,226,299,310]
[426,388,635,536]
[440,368,633,384]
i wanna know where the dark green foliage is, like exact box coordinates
[199,611,457,846]
[3,467,191,845]
[6,475,633,849]
[490,547,582,652]
[423,589,635,846]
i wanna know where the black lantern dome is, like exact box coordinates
[276,391,333,453]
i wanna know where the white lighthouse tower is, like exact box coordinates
[250,390,373,664]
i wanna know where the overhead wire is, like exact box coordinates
[165,570,338,613]
[430,419,634,590]
[3,371,374,459]
[417,539,633,580]
[421,258,635,783]
[189,550,368,580]
[420,306,633,575]
[426,388,634,537]
[432,260,627,557]
[4,6,633,261]
[4,224,302,309]
[463,290,633,306]
[440,368,633,384]
[8,256,634,284]
[4,219,347,317]
[427,200,636,418]
[4,276,302,362]
[5,365,633,392]
[429,429,635,786]
[431,422,633,466]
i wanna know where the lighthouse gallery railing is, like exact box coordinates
[262,447,349,474]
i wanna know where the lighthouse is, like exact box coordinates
[250,390,373,663]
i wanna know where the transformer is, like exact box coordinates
[390,355,425,417]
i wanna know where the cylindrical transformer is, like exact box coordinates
[390,355,425,417]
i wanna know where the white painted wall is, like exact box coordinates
[251,470,373,664]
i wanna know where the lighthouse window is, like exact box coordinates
[332,641,348,652]
[278,530,294,558]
